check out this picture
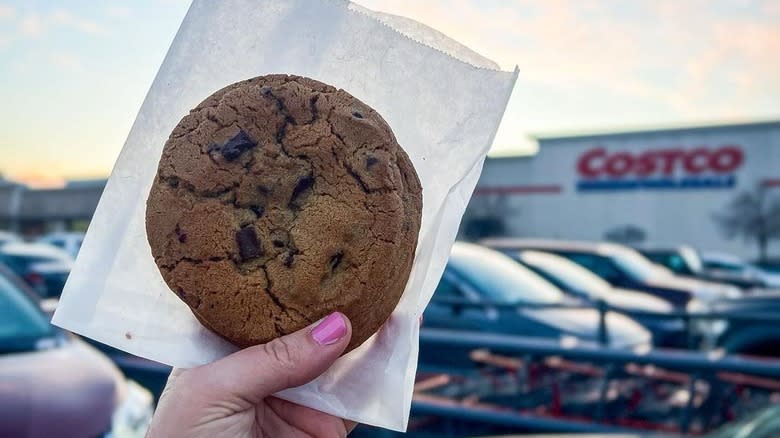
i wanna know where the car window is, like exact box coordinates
[649,253,690,275]
[433,275,464,300]
[565,253,626,284]
[50,239,66,249]
[703,260,743,273]
[0,273,52,346]
[0,255,31,272]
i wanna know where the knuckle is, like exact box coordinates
[263,337,299,369]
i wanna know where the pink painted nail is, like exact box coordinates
[311,312,347,346]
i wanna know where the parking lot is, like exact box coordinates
[2,222,779,436]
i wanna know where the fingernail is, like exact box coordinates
[311,312,347,346]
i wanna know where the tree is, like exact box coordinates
[713,186,780,262]
[604,224,647,246]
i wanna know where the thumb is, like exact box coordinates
[192,312,352,404]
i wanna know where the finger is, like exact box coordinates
[191,312,351,404]
[267,397,352,438]
[344,419,358,433]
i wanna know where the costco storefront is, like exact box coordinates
[470,120,780,259]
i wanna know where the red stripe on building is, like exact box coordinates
[474,185,562,195]
[762,179,780,188]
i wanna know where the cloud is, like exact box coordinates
[0,5,15,19]
[105,6,131,19]
[50,52,83,71]
[359,0,780,128]
[19,14,43,36]
[50,9,105,34]
[0,34,12,49]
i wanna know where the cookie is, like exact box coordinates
[146,74,422,352]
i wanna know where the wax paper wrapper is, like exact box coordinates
[52,0,516,431]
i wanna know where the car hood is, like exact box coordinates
[0,336,124,438]
[520,307,651,348]
[29,261,73,273]
[602,288,673,313]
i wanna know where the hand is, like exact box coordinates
[147,312,356,438]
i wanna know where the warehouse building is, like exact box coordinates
[467,120,780,259]
[0,179,105,236]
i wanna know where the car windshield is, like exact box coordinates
[518,251,612,299]
[610,247,661,282]
[2,252,72,268]
[450,244,565,305]
[0,272,52,347]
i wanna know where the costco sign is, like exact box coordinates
[576,146,743,191]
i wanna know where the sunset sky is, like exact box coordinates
[1,0,778,187]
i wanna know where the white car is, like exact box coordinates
[0,231,21,247]
[701,251,780,289]
[36,232,85,259]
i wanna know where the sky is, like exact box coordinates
[0,0,778,187]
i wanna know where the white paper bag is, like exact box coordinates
[52,0,517,431]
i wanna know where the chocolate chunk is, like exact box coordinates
[284,251,295,267]
[328,251,343,271]
[352,111,363,119]
[250,205,265,217]
[175,224,187,243]
[207,144,221,155]
[260,86,272,97]
[221,130,257,161]
[366,156,379,168]
[236,226,262,261]
[273,239,285,248]
[289,174,314,207]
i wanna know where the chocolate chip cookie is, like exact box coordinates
[146,74,422,352]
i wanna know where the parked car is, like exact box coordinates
[0,230,21,247]
[505,250,687,347]
[0,242,73,297]
[706,291,780,357]
[423,242,651,354]
[0,263,153,438]
[482,238,741,308]
[36,231,85,259]
[637,245,767,290]
[701,251,780,289]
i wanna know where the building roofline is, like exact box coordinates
[531,119,780,143]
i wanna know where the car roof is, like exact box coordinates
[700,251,743,264]
[634,243,694,253]
[1,242,74,260]
[0,231,21,241]
[480,237,629,256]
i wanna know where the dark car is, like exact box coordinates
[0,264,153,437]
[0,242,73,298]
[506,250,686,347]
[706,291,780,357]
[422,243,651,357]
[482,238,741,308]
[637,245,767,290]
